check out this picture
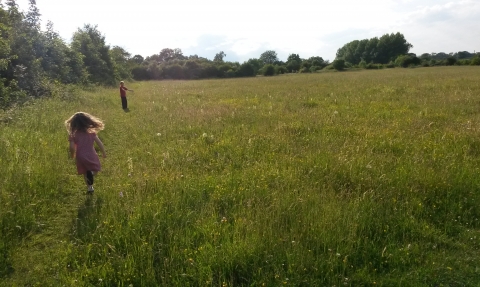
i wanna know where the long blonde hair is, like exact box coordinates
[65,112,104,135]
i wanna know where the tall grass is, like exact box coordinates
[1,67,480,286]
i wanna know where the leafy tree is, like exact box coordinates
[237,62,255,77]
[286,60,300,72]
[471,55,480,65]
[163,64,184,79]
[259,50,278,65]
[419,53,431,60]
[25,0,40,30]
[64,48,88,84]
[183,59,202,79]
[159,48,176,62]
[151,48,185,63]
[42,21,87,84]
[131,66,149,80]
[71,24,115,85]
[110,46,131,80]
[214,51,226,62]
[336,33,412,65]
[432,52,449,60]
[0,4,15,106]
[0,1,28,106]
[217,63,234,78]
[308,56,326,68]
[445,56,457,66]
[146,62,162,79]
[287,53,301,63]
[301,60,311,70]
[285,53,301,72]
[200,63,219,78]
[363,37,379,63]
[375,33,412,63]
[0,4,13,73]
[337,39,368,64]
[455,51,472,59]
[246,58,262,75]
[5,0,47,95]
[131,54,144,64]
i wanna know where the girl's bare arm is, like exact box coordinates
[94,135,107,158]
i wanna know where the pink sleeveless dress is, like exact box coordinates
[69,131,101,174]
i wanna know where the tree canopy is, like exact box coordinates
[259,50,279,65]
[336,33,412,65]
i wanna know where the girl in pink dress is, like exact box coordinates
[65,112,107,194]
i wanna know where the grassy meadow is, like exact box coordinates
[1,66,480,286]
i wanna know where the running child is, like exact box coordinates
[65,112,107,194]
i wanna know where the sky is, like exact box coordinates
[13,0,480,62]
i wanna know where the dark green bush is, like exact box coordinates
[445,57,457,66]
[237,63,256,77]
[276,65,287,74]
[262,64,275,76]
[131,66,150,80]
[385,61,395,68]
[309,66,322,72]
[358,60,367,69]
[394,55,420,67]
[470,56,480,65]
[332,59,345,71]
[299,67,310,73]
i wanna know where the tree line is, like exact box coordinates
[1,0,479,109]
[334,34,480,70]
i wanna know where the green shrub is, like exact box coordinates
[445,56,457,66]
[225,69,236,78]
[395,55,421,68]
[323,64,334,70]
[332,59,345,71]
[366,63,383,69]
[275,65,287,74]
[131,66,150,80]
[237,63,256,77]
[385,61,395,68]
[163,64,184,79]
[262,64,275,76]
[470,56,480,65]
[457,59,470,65]
[359,59,367,69]
[299,67,310,73]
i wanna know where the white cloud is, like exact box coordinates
[397,0,480,55]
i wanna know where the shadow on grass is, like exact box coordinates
[71,195,104,241]
[0,244,14,278]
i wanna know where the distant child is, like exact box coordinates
[119,81,133,110]
[65,112,107,194]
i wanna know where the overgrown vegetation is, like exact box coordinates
[1,67,480,286]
